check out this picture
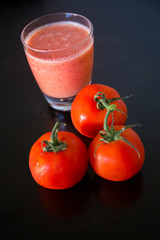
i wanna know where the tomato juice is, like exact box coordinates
[24,21,94,99]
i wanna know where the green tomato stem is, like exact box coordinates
[50,121,60,145]
[42,122,67,153]
[99,111,141,158]
[103,105,116,131]
[94,91,131,111]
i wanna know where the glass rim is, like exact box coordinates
[20,12,94,53]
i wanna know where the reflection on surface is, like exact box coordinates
[47,106,92,148]
[47,106,71,129]
[93,172,144,209]
[38,173,92,219]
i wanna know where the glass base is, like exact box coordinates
[43,93,75,111]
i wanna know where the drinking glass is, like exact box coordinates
[21,12,94,111]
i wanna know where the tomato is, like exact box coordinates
[71,84,129,138]
[89,112,145,181]
[29,122,88,189]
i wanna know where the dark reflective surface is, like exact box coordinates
[1,0,160,239]
[38,173,92,219]
[93,172,144,209]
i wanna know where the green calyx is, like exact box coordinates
[99,112,141,158]
[94,91,131,116]
[94,91,140,157]
[42,122,67,153]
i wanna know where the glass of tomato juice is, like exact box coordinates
[21,12,94,111]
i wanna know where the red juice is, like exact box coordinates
[25,21,94,98]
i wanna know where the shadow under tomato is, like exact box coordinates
[93,172,144,209]
[38,172,93,219]
[81,121,102,138]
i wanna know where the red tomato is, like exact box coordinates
[29,122,88,189]
[71,84,128,138]
[89,125,145,182]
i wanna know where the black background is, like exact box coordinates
[1,0,160,239]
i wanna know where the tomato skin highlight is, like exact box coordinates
[89,126,145,181]
[29,131,89,189]
[71,84,128,138]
